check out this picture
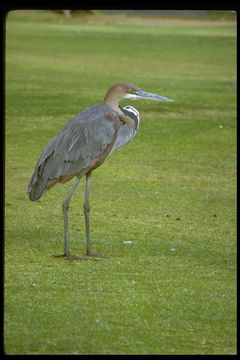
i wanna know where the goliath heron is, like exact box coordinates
[28,83,174,259]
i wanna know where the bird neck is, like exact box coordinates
[104,91,135,125]
[104,93,121,110]
[117,107,135,125]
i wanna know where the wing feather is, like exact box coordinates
[28,104,120,201]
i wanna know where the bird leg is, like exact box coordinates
[84,173,91,256]
[62,175,82,257]
[60,172,101,260]
[83,173,103,259]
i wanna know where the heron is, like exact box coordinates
[28,83,174,259]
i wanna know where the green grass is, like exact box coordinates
[5,10,236,355]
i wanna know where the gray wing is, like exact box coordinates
[28,104,120,201]
[110,123,136,153]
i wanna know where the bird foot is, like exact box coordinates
[86,252,103,259]
[52,252,103,260]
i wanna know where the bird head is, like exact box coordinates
[124,83,174,102]
[104,82,174,109]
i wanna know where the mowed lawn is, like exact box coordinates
[5,11,236,354]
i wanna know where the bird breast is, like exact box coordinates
[110,105,140,154]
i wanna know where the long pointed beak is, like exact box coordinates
[125,89,174,102]
[136,89,174,102]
